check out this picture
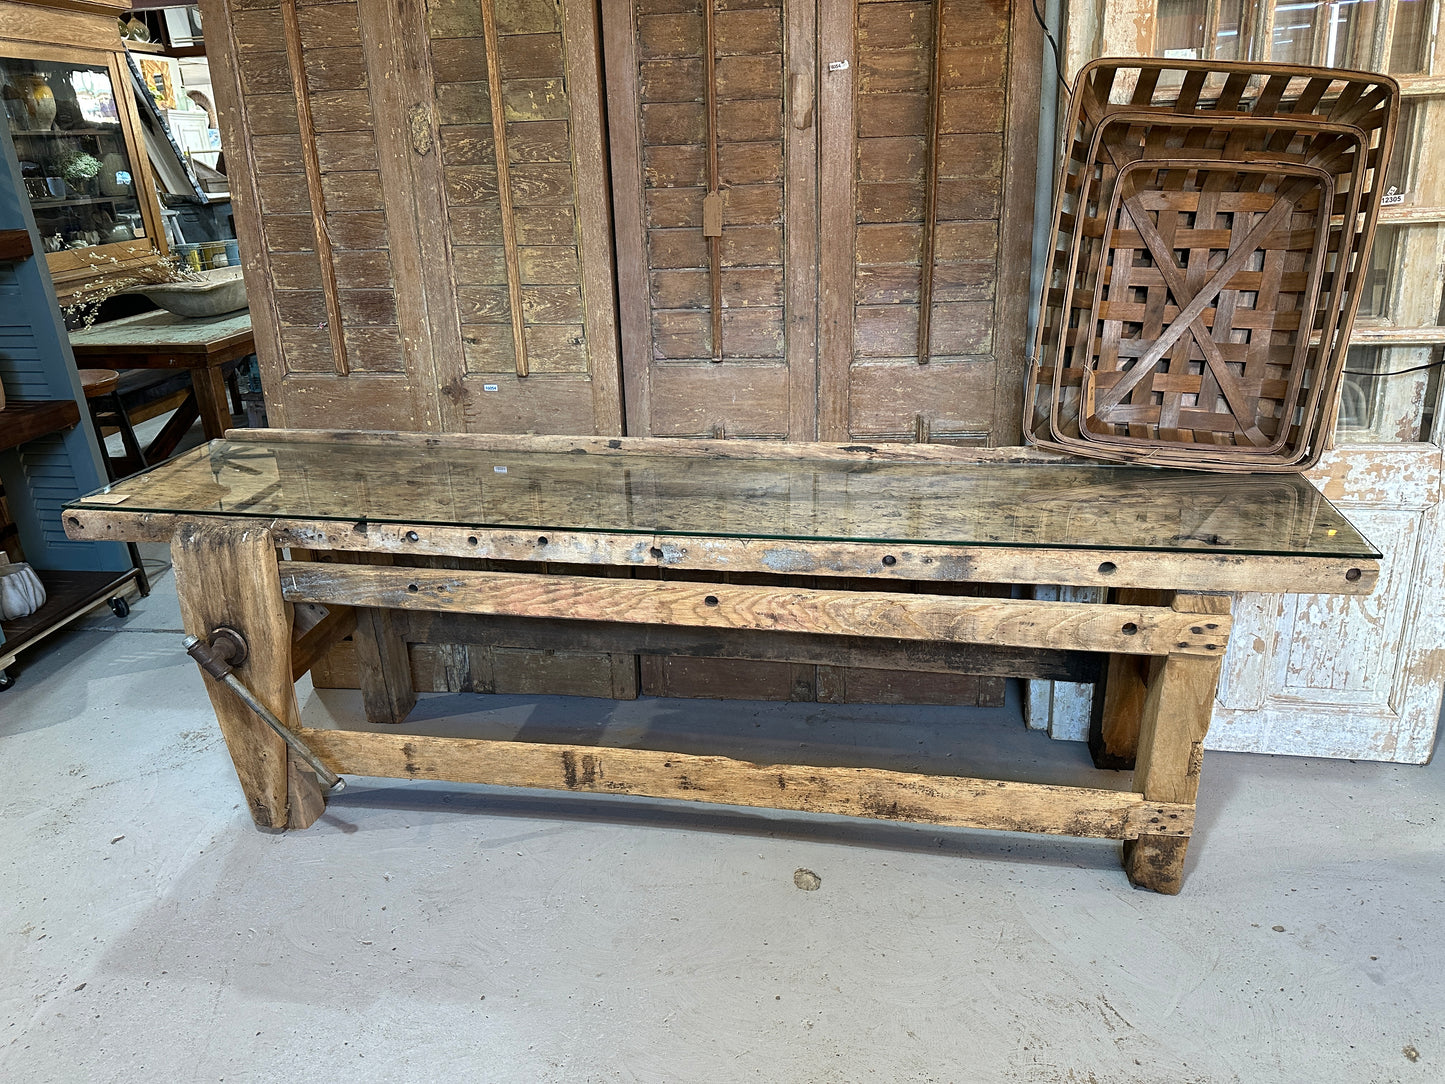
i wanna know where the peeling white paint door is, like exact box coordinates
[1210,447,1444,762]
[1033,0,1445,760]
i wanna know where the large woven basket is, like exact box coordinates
[1025,60,1398,472]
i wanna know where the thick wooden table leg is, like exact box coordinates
[1090,588,1172,769]
[1091,654,1149,769]
[192,362,236,440]
[172,522,325,828]
[338,552,418,724]
[1123,592,1231,893]
[354,606,418,723]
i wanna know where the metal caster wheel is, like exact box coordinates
[108,596,130,619]
[0,670,13,691]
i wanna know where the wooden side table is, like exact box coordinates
[68,309,254,460]
[62,430,1381,893]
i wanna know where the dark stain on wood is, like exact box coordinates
[859,792,930,822]
[561,749,599,788]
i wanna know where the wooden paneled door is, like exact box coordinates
[420,0,622,435]
[818,0,1037,444]
[204,0,622,434]
[606,0,1039,444]
[206,0,629,701]
[606,0,817,438]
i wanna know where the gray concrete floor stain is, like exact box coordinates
[1,561,1442,1083]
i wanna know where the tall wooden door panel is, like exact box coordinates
[606,0,819,439]
[204,0,622,434]
[208,0,440,429]
[819,0,1037,444]
[422,0,624,435]
[608,0,1038,444]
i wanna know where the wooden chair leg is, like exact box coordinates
[171,521,325,829]
[1123,592,1230,894]
[105,391,147,475]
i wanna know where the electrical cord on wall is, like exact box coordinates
[1033,0,1070,99]
[1343,358,1445,377]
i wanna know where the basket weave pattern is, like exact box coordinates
[1025,60,1399,472]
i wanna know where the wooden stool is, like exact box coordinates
[79,368,146,480]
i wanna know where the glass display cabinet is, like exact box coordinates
[0,10,167,302]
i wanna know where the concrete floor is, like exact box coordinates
[2,557,1442,1084]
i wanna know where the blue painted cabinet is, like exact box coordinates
[0,112,143,683]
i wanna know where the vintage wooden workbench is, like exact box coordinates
[62,429,1379,893]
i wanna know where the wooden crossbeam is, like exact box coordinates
[299,728,1195,841]
[62,507,1379,596]
[277,561,1232,657]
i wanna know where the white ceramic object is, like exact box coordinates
[99,152,130,197]
[0,562,46,620]
[138,265,247,318]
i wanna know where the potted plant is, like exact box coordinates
[57,150,102,195]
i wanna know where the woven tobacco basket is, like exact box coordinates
[1025,59,1398,472]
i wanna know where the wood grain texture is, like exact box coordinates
[989,0,1040,445]
[353,605,418,723]
[65,507,1379,596]
[290,603,357,680]
[299,727,1195,839]
[354,0,441,427]
[605,0,657,434]
[280,0,349,374]
[197,0,291,421]
[562,0,625,434]
[400,609,1102,680]
[171,522,323,829]
[785,0,817,439]
[1124,593,1232,894]
[480,0,530,377]
[276,562,1231,656]
[817,0,856,440]
[1090,587,1172,768]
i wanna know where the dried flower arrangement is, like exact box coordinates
[61,248,199,330]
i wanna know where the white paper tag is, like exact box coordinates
[493,465,508,473]
[483,383,500,391]
[1381,186,1405,207]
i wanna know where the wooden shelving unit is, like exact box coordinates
[0,569,135,674]
[0,226,30,260]
[1,136,146,688]
[0,400,80,451]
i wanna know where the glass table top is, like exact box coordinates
[71,437,1379,559]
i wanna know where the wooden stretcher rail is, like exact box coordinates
[277,561,1232,657]
[401,611,1104,682]
[297,729,1195,841]
[62,509,1379,596]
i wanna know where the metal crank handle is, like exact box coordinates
[183,634,345,792]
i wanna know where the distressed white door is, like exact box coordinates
[1028,0,1445,761]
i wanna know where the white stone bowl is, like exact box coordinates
[139,266,248,318]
